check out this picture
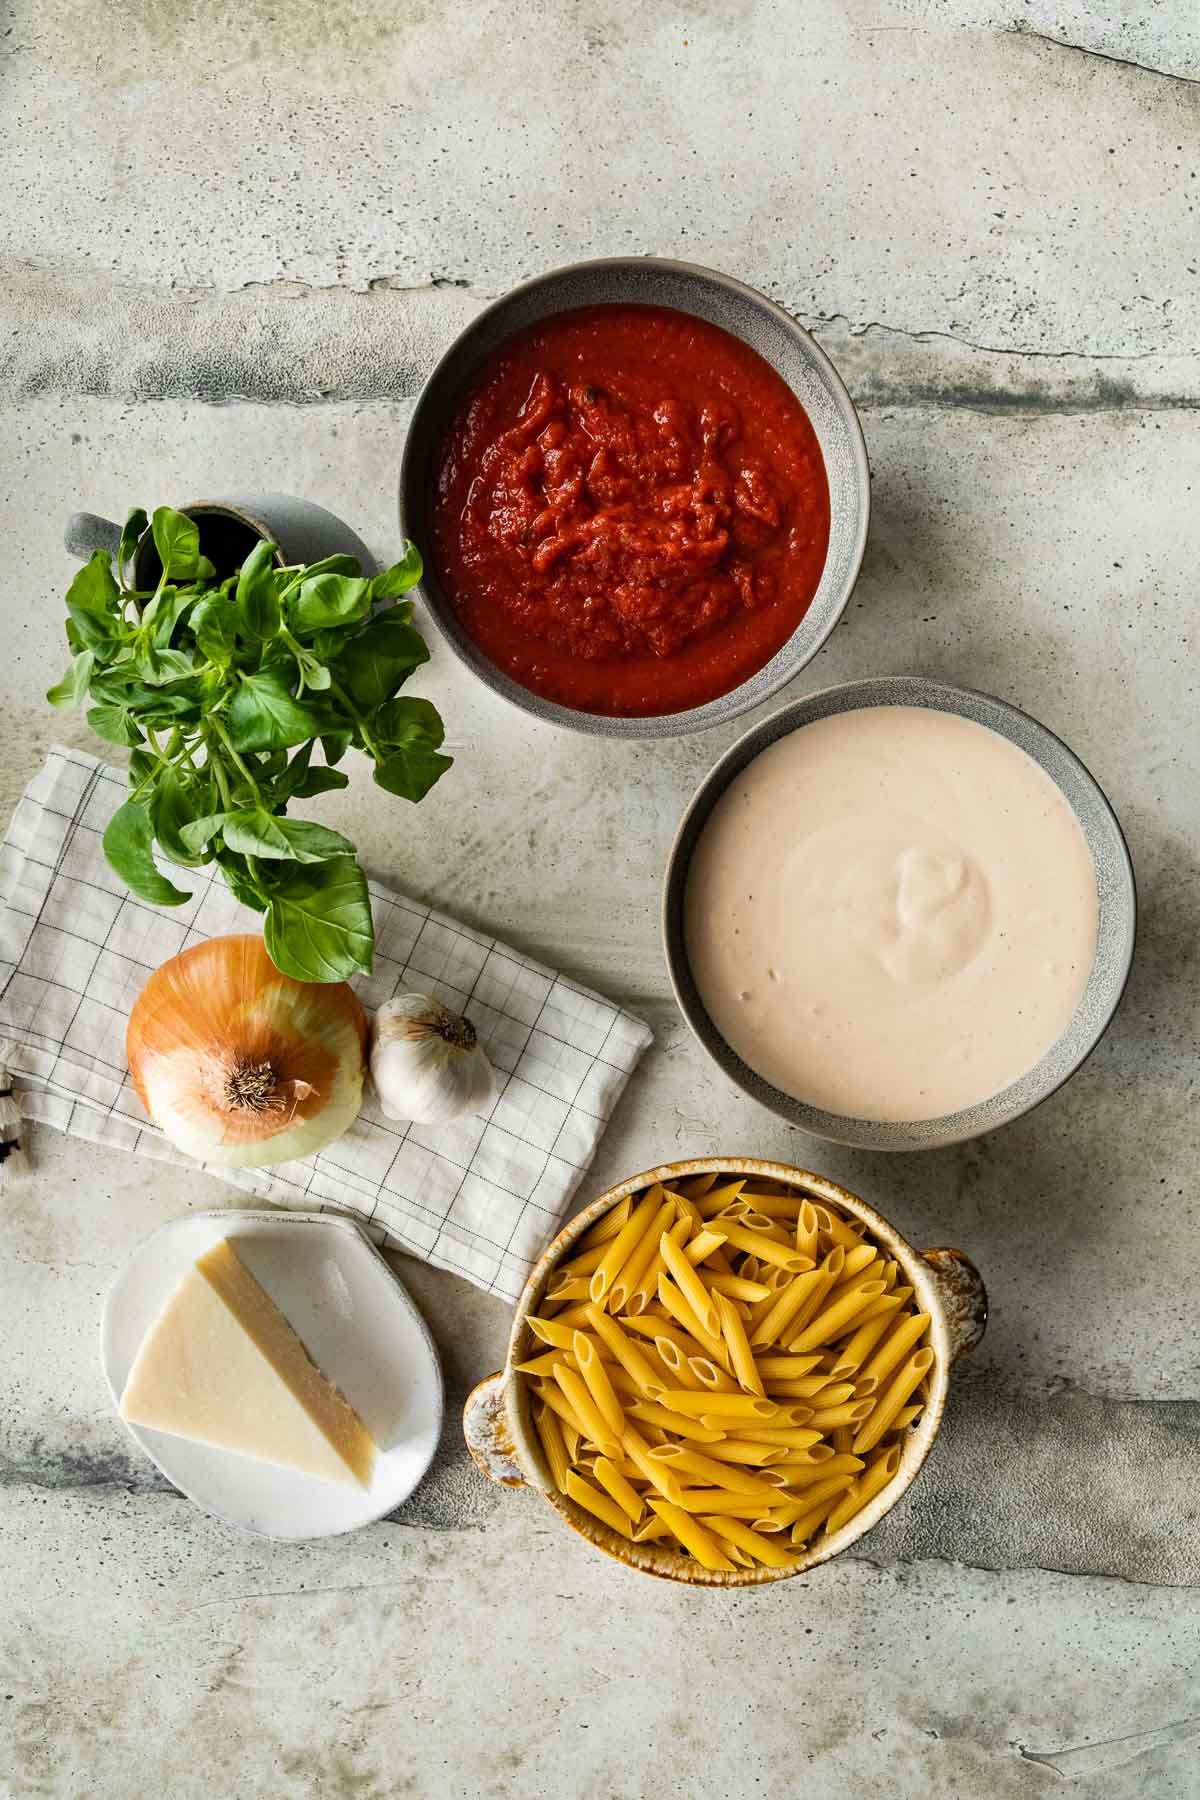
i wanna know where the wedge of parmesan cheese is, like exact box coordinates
[119,1239,375,1489]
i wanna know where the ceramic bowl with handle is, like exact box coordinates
[398,256,870,739]
[662,677,1137,1152]
[464,1157,987,1586]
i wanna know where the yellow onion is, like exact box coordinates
[126,935,367,1168]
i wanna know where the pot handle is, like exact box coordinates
[920,1246,988,1362]
[65,512,122,563]
[463,1372,525,1487]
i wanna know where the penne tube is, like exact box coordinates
[527,1316,581,1351]
[830,1242,880,1285]
[787,1280,886,1353]
[773,1457,865,1493]
[583,1303,668,1398]
[694,1439,790,1467]
[632,1516,672,1542]
[533,1400,570,1492]
[660,1232,722,1338]
[572,1332,627,1436]
[662,1390,777,1420]
[755,1479,854,1527]
[552,1363,621,1459]
[852,1287,914,1328]
[622,1425,686,1505]
[784,1246,846,1340]
[709,1272,773,1303]
[853,1376,879,1398]
[890,1404,923,1431]
[623,1215,690,1315]
[861,1312,932,1389]
[576,1194,633,1250]
[535,1378,588,1444]
[737,1209,786,1235]
[514,1349,571,1378]
[654,1336,706,1391]
[606,1198,676,1314]
[749,1267,829,1348]
[677,1171,720,1198]
[693,1179,746,1217]
[746,1428,833,1450]
[664,1187,703,1226]
[716,1290,765,1396]
[648,1445,778,1499]
[554,1241,610,1279]
[787,1483,855,1545]
[813,1205,863,1250]
[547,1303,596,1329]
[544,1276,592,1304]
[807,1399,875,1430]
[564,1469,634,1536]
[647,1500,736,1572]
[755,1354,823,1379]
[701,1515,802,1568]
[795,1200,819,1261]
[676,1490,787,1519]
[626,1400,724,1444]
[824,1307,900,1378]
[717,1220,815,1272]
[656,1275,732,1367]
[824,1444,903,1536]
[735,1191,803,1218]
[688,1357,738,1392]
[683,1228,728,1266]
[592,1456,645,1523]
[852,1347,935,1453]
[767,1379,853,1405]
[590,1188,666,1304]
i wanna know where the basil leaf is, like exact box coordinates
[288,573,371,635]
[150,584,201,647]
[151,507,200,580]
[263,857,374,981]
[46,650,94,708]
[65,618,84,654]
[102,800,190,906]
[330,610,430,712]
[283,764,350,800]
[235,538,281,639]
[284,553,361,584]
[195,555,217,583]
[117,508,148,584]
[66,552,122,651]
[216,848,268,915]
[151,768,211,867]
[298,656,332,691]
[373,747,453,803]
[225,671,330,751]
[135,643,197,685]
[192,592,239,665]
[86,704,143,747]
[368,544,423,600]
[223,809,356,864]
[321,731,353,766]
[373,695,445,750]
[179,812,231,853]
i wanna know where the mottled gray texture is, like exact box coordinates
[4,0,1200,1792]
[663,676,1137,1148]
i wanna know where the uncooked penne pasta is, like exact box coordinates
[716,1290,765,1396]
[852,1347,935,1453]
[517,1172,938,1573]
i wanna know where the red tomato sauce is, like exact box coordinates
[430,305,831,716]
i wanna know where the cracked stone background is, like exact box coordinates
[2,2,1199,1796]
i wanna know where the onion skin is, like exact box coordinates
[127,935,367,1168]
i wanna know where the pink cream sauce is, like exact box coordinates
[684,706,1099,1121]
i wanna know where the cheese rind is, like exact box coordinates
[119,1239,376,1488]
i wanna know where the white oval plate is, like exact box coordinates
[101,1209,444,1540]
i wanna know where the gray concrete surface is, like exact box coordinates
[3,3,1200,1796]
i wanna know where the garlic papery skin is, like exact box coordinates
[370,994,496,1126]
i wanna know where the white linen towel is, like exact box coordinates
[0,747,652,1300]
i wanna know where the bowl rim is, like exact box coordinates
[499,1157,956,1586]
[662,675,1138,1150]
[397,253,871,740]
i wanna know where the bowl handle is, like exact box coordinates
[920,1247,988,1362]
[463,1372,526,1487]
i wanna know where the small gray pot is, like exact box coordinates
[398,256,870,739]
[65,495,377,583]
[663,676,1137,1151]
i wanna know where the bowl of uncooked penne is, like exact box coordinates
[463,1158,988,1586]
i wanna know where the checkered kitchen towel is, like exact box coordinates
[0,747,652,1300]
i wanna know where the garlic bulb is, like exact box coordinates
[370,993,495,1125]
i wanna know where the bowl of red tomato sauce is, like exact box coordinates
[400,258,869,737]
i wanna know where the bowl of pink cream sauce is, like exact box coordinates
[663,676,1136,1151]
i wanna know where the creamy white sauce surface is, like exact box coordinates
[684,706,1099,1121]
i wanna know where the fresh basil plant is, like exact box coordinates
[49,506,451,982]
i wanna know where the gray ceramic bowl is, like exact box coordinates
[398,257,870,738]
[663,676,1137,1151]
